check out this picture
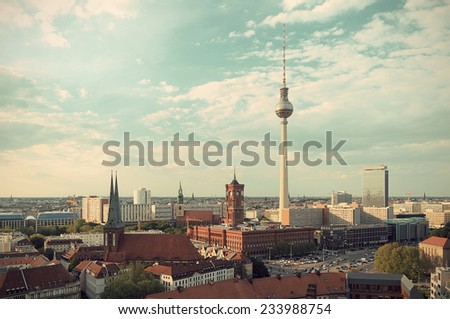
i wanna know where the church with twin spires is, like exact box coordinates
[103,172,201,263]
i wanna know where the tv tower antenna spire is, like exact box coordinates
[282,23,286,88]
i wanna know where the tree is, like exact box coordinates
[17,226,35,236]
[30,234,46,250]
[102,263,164,299]
[44,248,55,260]
[375,243,438,281]
[250,257,270,279]
[68,258,80,272]
[430,222,450,238]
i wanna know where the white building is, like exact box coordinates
[145,259,234,291]
[134,188,152,205]
[82,196,108,223]
[430,267,450,299]
[74,260,121,299]
[361,206,394,224]
[152,204,174,220]
[103,203,152,223]
[328,206,361,225]
[280,207,323,228]
[59,232,105,246]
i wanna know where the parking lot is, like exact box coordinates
[264,248,378,276]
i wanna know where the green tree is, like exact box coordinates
[17,226,35,236]
[30,234,46,250]
[250,257,270,279]
[44,248,55,260]
[430,222,450,238]
[68,258,80,272]
[375,243,438,281]
[102,263,164,299]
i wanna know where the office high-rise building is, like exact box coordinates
[362,166,389,207]
[133,187,151,205]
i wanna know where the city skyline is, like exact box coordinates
[1,0,449,197]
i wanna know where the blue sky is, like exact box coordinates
[0,0,449,198]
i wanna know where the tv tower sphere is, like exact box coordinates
[275,87,293,118]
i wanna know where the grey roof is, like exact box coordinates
[347,272,403,285]
[0,213,24,220]
[37,212,79,220]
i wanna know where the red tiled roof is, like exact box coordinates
[73,260,93,272]
[0,264,76,298]
[0,257,33,267]
[420,236,450,248]
[29,255,50,268]
[147,272,346,299]
[105,234,201,263]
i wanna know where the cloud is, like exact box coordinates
[79,88,88,98]
[0,2,34,27]
[138,78,151,86]
[262,0,376,26]
[158,81,178,94]
[74,0,137,19]
[229,29,256,38]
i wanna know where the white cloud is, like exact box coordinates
[229,29,256,38]
[56,89,72,102]
[138,78,151,86]
[79,88,88,98]
[263,0,376,26]
[0,2,34,27]
[108,22,115,31]
[74,0,137,19]
[159,81,178,94]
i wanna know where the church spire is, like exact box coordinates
[177,182,184,204]
[105,171,124,229]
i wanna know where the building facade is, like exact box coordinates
[321,224,389,250]
[430,267,450,299]
[331,191,352,205]
[82,196,109,223]
[225,174,244,226]
[362,166,389,208]
[328,206,361,225]
[133,187,152,205]
[419,236,450,267]
[0,213,25,229]
[36,211,80,228]
[145,259,234,291]
[280,207,323,228]
[103,203,153,224]
[385,218,429,243]
[361,206,394,224]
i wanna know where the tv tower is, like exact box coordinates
[275,24,293,211]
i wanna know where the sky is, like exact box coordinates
[0,0,449,198]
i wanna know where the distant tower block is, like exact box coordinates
[225,173,245,227]
[276,24,294,212]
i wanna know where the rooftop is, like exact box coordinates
[420,236,450,248]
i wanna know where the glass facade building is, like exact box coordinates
[362,166,389,207]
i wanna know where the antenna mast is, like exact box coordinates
[282,23,286,88]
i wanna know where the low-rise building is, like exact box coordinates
[147,272,347,299]
[321,224,388,250]
[430,267,450,299]
[44,238,83,253]
[419,236,450,267]
[385,218,429,243]
[59,232,104,246]
[145,259,234,291]
[73,260,121,299]
[36,211,79,228]
[347,273,421,299]
[0,213,25,229]
[0,263,80,299]
[426,212,450,228]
